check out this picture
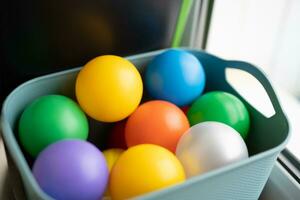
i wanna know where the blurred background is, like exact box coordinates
[207,0,300,98]
[2,0,300,106]
[0,0,182,102]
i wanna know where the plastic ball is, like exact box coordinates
[145,49,205,106]
[103,148,124,172]
[187,91,250,139]
[103,148,124,196]
[33,140,109,200]
[109,144,186,200]
[125,100,190,152]
[76,55,143,122]
[107,120,127,149]
[176,122,249,178]
[18,95,88,157]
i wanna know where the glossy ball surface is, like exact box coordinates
[145,49,205,106]
[187,91,250,139]
[125,100,190,152]
[103,148,124,172]
[19,95,88,157]
[103,148,124,196]
[109,144,186,200]
[33,140,108,200]
[76,55,143,122]
[176,122,249,178]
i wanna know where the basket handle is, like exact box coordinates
[225,60,284,116]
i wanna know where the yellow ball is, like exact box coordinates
[109,144,186,200]
[103,148,124,171]
[103,148,124,197]
[75,55,143,122]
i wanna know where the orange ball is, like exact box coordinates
[125,100,190,152]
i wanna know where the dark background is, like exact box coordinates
[0,0,181,102]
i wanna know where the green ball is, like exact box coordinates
[187,91,250,139]
[19,95,89,157]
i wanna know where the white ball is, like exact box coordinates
[176,121,248,178]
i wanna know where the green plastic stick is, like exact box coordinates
[172,0,194,47]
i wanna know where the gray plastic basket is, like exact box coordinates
[1,48,289,200]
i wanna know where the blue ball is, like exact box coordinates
[145,49,206,106]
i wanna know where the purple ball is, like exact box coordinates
[33,140,108,200]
